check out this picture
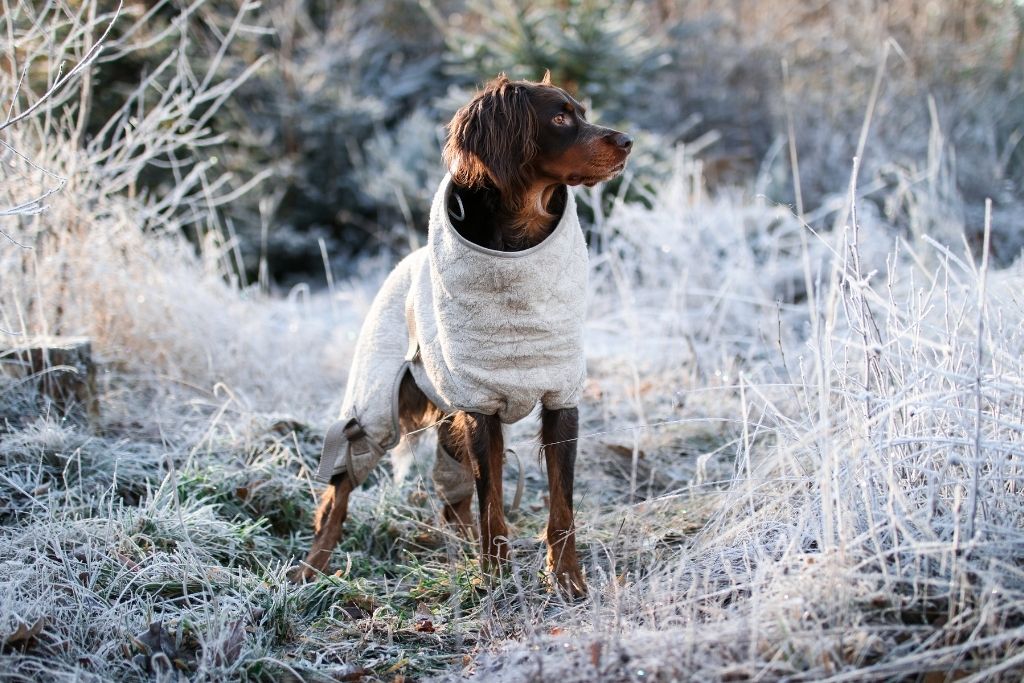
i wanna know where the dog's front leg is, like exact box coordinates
[541,406,586,597]
[290,472,354,583]
[463,411,509,570]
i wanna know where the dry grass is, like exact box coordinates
[2,1,1023,681]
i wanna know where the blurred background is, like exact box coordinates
[69,0,1024,282]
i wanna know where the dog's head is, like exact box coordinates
[443,72,632,202]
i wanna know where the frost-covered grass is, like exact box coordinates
[473,172,1024,682]
[3,2,1024,682]
[3,162,1022,680]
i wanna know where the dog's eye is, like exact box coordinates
[552,113,571,126]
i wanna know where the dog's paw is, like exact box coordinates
[551,565,588,599]
[547,539,587,598]
[287,563,324,584]
[547,551,587,599]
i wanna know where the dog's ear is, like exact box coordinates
[540,69,552,85]
[444,75,537,205]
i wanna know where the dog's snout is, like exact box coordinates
[606,131,633,151]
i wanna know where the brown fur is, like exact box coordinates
[444,75,540,212]
[443,73,632,250]
[541,406,584,595]
[293,74,631,597]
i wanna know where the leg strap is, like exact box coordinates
[432,442,475,505]
[315,417,387,485]
[431,443,525,511]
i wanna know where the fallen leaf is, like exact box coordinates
[3,617,45,646]
[383,658,408,674]
[607,444,646,460]
[269,418,307,435]
[114,552,139,571]
[213,619,247,666]
[132,621,179,674]
[414,619,435,633]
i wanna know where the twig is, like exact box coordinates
[0,2,123,133]
[781,59,804,220]
[967,198,992,541]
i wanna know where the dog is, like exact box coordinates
[292,72,631,597]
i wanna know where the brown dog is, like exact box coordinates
[293,73,631,597]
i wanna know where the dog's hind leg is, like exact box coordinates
[397,369,440,432]
[292,371,435,584]
[450,412,508,570]
[433,428,476,536]
[443,491,475,536]
[290,472,354,583]
[396,371,475,532]
[541,406,586,598]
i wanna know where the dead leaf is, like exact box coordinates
[269,418,307,435]
[213,619,247,666]
[383,658,409,674]
[414,619,435,633]
[114,551,139,571]
[607,444,646,460]
[3,617,45,646]
[132,621,179,674]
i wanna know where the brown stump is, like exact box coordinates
[1,336,101,424]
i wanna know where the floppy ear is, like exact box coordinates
[540,69,552,85]
[443,75,538,206]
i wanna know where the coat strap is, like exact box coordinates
[315,417,385,484]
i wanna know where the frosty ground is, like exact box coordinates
[3,2,1024,681]
[4,148,1024,680]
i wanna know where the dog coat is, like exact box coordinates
[315,175,588,503]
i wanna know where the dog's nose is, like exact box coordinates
[606,131,633,151]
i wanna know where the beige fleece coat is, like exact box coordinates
[316,175,588,492]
